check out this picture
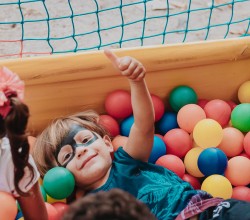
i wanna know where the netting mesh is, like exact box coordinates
[0,0,249,59]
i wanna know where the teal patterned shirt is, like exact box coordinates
[92,147,197,220]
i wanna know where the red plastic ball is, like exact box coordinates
[182,173,201,190]
[163,128,192,158]
[105,90,132,119]
[99,114,120,137]
[151,94,165,122]
[204,99,231,127]
[243,132,250,157]
[197,99,209,109]
[156,154,185,178]
[232,186,250,202]
[226,100,237,110]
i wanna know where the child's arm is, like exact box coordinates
[17,182,48,220]
[104,50,155,162]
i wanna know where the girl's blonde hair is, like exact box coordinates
[32,110,109,177]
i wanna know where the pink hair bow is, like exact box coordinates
[0,67,24,118]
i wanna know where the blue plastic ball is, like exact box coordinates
[156,112,178,135]
[120,115,134,137]
[148,135,167,163]
[198,148,228,176]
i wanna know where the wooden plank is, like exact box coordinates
[0,37,249,135]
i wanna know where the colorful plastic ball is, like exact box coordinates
[15,211,23,220]
[226,100,237,110]
[151,94,165,122]
[120,115,134,137]
[163,128,192,158]
[182,173,201,190]
[156,112,178,135]
[177,104,206,133]
[0,191,18,220]
[169,85,198,112]
[40,185,47,202]
[204,99,231,127]
[112,135,128,152]
[243,132,250,157]
[43,167,75,200]
[238,80,250,103]
[52,202,69,219]
[193,119,223,148]
[232,186,250,202]
[184,147,204,177]
[218,127,244,157]
[156,154,185,178]
[148,135,166,163]
[99,114,120,137]
[231,103,250,132]
[201,175,232,199]
[198,148,228,176]
[224,156,250,186]
[105,90,132,119]
[45,202,59,220]
[197,99,209,109]
[47,195,66,204]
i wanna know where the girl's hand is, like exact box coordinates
[104,49,146,81]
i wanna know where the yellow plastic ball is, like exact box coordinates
[201,174,232,199]
[193,119,223,148]
[238,81,250,103]
[47,194,66,204]
[184,147,204,177]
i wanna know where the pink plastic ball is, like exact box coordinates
[224,156,250,186]
[112,135,128,152]
[52,202,69,219]
[99,114,120,137]
[243,132,250,157]
[232,186,250,202]
[156,154,185,178]
[204,99,231,127]
[177,104,206,133]
[197,99,209,109]
[0,192,18,220]
[218,127,244,157]
[45,202,59,220]
[182,173,201,190]
[163,128,192,158]
[151,94,165,122]
[105,90,132,119]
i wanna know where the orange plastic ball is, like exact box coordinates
[45,202,59,220]
[52,202,69,219]
[112,135,128,152]
[224,156,250,186]
[156,154,185,178]
[204,99,231,127]
[243,132,250,157]
[0,192,18,220]
[232,186,250,202]
[218,127,244,157]
[177,104,206,133]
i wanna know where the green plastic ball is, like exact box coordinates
[231,103,250,132]
[40,185,47,202]
[43,167,75,200]
[169,86,198,112]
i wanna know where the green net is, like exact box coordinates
[0,0,249,59]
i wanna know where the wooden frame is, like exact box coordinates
[0,37,249,135]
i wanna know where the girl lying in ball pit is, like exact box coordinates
[0,67,48,220]
[32,49,250,220]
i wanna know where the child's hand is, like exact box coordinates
[104,49,146,81]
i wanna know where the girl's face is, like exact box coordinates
[56,124,113,190]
